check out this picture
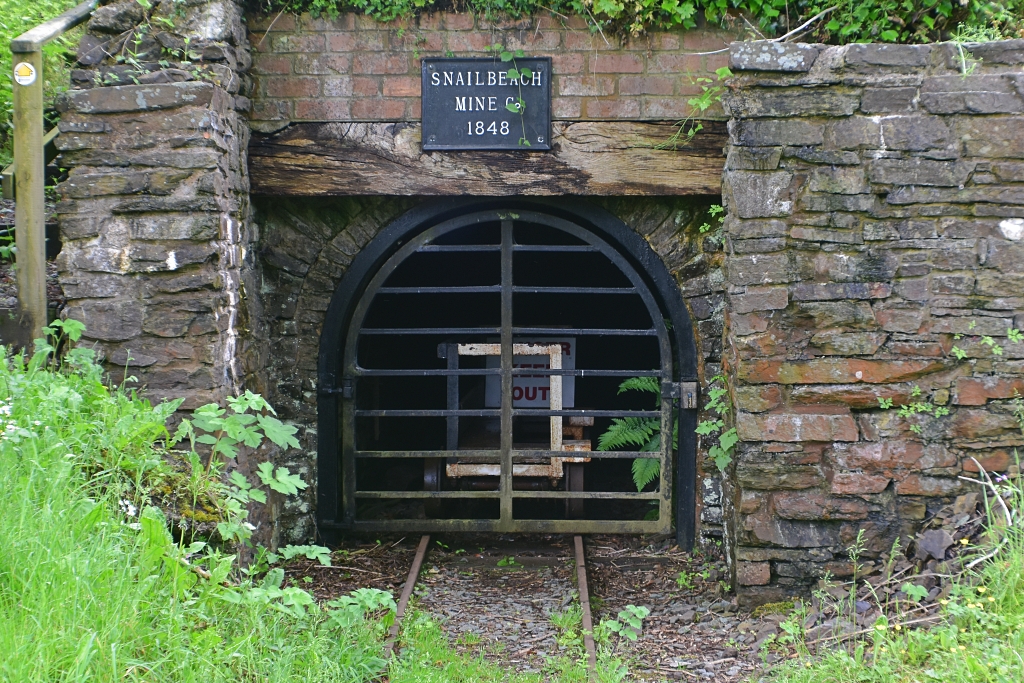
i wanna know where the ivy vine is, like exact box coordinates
[248,0,1024,44]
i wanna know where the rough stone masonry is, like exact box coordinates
[51,0,1024,603]
[723,40,1024,604]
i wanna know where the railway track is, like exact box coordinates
[383,534,599,673]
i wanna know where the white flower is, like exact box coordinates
[243,522,256,531]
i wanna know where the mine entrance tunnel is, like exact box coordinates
[317,200,698,547]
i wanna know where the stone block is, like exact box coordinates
[844,43,930,68]
[860,87,917,113]
[957,39,1024,65]
[738,358,945,385]
[867,159,974,187]
[829,116,880,149]
[809,166,867,195]
[730,119,824,146]
[791,282,892,301]
[727,253,795,285]
[726,147,783,170]
[895,475,961,496]
[726,171,794,218]
[66,299,144,341]
[790,384,909,410]
[726,217,788,239]
[725,88,859,118]
[801,193,876,213]
[773,491,871,521]
[808,331,887,355]
[951,409,1021,438]
[920,75,1024,114]
[731,286,788,313]
[789,227,863,244]
[743,512,840,548]
[830,472,891,495]
[959,117,1024,157]
[736,561,771,587]
[962,450,1014,473]
[730,41,820,72]
[62,82,219,114]
[955,376,1024,405]
[736,463,824,490]
[793,301,879,329]
[128,214,220,241]
[737,409,859,442]
[784,147,861,165]
[735,385,783,413]
[881,115,952,151]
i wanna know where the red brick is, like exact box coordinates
[327,31,385,52]
[382,76,420,97]
[443,13,476,30]
[264,76,319,98]
[552,54,585,75]
[682,31,730,51]
[655,33,681,50]
[252,56,292,75]
[446,32,495,52]
[552,97,581,118]
[558,75,615,97]
[649,53,703,74]
[736,407,859,443]
[584,97,640,118]
[591,54,643,73]
[417,12,443,30]
[353,54,409,75]
[299,12,351,31]
[323,77,353,97]
[736,561,771,586]
[895,475,961,496]
[293,99,350,120]
[293,54,349,75]
[351,98,406,119]
[565,32,602,51]
[508,30,562,52]
[640,97,688,119]
[352,77,380,96]
[618,76,675,95]
[707,52,731,72]
[248,13,298,32]
[407,99,421,119]
[272,33,325,53]
[831,472,891,495]
[955,377,1024,405]
[738,359,946,385]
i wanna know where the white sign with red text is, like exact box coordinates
[484,338,575,408]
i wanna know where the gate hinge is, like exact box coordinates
[663,380,699,409]
[320,379,355,399]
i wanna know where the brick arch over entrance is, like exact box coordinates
[255,196,723,543]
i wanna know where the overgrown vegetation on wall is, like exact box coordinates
[250,0,1024,43]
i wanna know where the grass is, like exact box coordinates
[0,0,80,165]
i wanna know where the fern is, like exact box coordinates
[631,457,661,491]
[597,417,658,451]
[598,377,677,492]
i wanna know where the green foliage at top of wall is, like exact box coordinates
[249,0,1024,44]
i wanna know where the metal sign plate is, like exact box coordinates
[421,57,551,151]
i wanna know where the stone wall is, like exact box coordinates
[247,11,733,131]
[722,40,1024,604]
[254,195,726,541]
[55,0,258,409]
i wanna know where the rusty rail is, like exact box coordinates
[574,535,598,673]
[383,534,431,657]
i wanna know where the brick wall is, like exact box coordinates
[247,11,734,130]
[722,41,1024,605]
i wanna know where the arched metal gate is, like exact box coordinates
[317,200,699,548]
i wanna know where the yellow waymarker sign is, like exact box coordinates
[14,62,36,86]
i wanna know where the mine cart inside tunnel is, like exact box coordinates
[317,202,699,545]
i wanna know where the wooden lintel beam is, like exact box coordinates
[248,120,727,196]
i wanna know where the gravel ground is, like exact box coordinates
[284,534,792,682]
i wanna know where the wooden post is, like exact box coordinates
[11,48,46,346]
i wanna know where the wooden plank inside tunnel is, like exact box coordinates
[248,120,727,196]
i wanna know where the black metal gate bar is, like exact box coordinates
[499,220,514,529]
